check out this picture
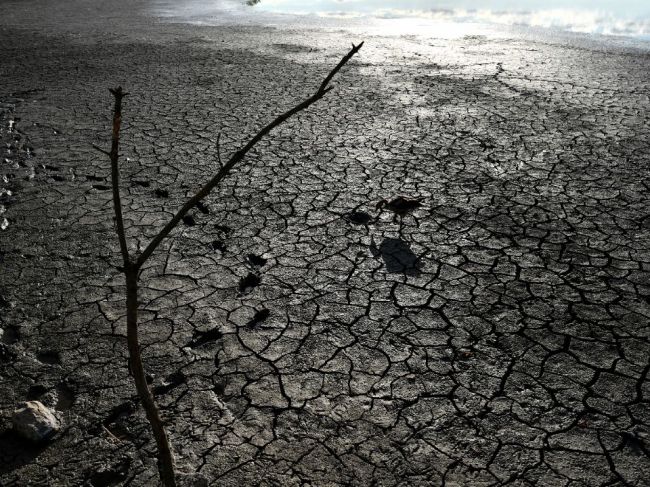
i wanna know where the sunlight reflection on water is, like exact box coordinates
[152,0,650,43]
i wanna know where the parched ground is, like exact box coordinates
[1,1,650,485]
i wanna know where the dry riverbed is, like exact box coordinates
[1,0,650,484]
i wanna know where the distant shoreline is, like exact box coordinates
[151,0,650,48]
[144,0,650,51]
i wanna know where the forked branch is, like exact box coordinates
[135,41,364,269]
[107,87,131,269]
[98,42,363,487]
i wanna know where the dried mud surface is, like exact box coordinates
[1,1,650,485]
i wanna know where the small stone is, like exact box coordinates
[12,401,60,442]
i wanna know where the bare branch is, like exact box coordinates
[91,143,111,156]
[216,132,223,168]
[318,41,363,94]
[108,86,131,269]
[135,42,363,269]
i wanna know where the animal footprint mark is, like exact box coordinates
[239,273,261,295]
[187,327,223,348]
[247,253,267,267]
[247,308,270,328]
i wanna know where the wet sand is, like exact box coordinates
[1,0,650,485]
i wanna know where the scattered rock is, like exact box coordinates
[12,401,60,442]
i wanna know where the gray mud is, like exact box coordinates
[1,0,649,485]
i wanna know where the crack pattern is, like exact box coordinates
[1,11,649,486]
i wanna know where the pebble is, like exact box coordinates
[12,401,60,442]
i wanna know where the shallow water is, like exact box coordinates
[154,0,650,41]
[258,0,650,37]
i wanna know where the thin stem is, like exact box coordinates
[108,86,131,268]
[99,41,363,487]
[125,268,176,487]
[135,42,363,269]
[216,132,222,168]
[104,87,178,486]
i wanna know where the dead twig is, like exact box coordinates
[216,132,223,168]
[97,42,363,487]
[135,41,363,269]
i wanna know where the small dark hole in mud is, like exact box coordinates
[247,253,267,267]
[52,174,66,182]
[104,402,135,424]
[92,184,111,191]
[345,211,372,225]
[86,174,105,182]
[36,351,61,365]
[0,430,47,475]
[88,458,130,487]
[195,201,210,214]
[55,383,76,411]
[0,344,16,363]
[182,215,196,226]
[2,325,19,344]
[213,382,226,395]
[214,224,231,234]
[247,308,270,328]
[211,240,226,252]
[154,188,169,198]
[26,384,48,400]
[44,164,60,171]
[188,328,223,348]
[239,273,261,294]
[621,431,647,455]
[153,371,186,396]
[372,238,422,276]
[133,180,150,188]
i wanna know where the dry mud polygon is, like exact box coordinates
[1,2,649,485]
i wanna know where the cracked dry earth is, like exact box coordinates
[1,8,650,487]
